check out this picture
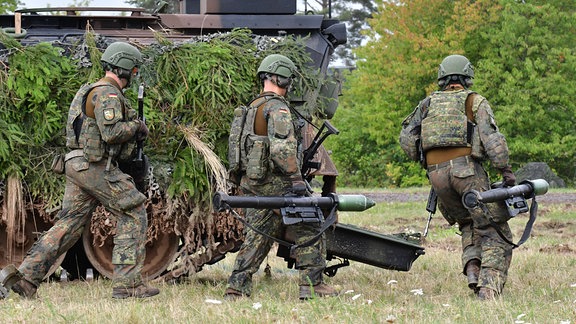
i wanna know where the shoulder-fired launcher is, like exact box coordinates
[213,192,375,212]
[462,179,549,209]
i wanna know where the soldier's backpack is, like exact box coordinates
[228,94,278,184]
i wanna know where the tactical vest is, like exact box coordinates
[65,80,134,162]
[228,94,288,184]
[421,89,476,151]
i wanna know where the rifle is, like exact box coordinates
[423,187,437,237]
[301,120,339,180]
[119,83,148,192]
[134,83,145,167]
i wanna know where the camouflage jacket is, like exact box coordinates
[66,77,141,162]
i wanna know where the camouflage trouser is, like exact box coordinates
[427,155,513,293]
[227,206,326,296]
[18,155,147,288]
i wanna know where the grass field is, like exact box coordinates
[1,188,575,323]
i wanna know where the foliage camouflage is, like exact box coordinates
[0,27,326,277]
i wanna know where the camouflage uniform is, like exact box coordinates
[17,77,147,289]
[406,86,513,294]
[227,92,327,296]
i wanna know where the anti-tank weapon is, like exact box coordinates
[213,191,424,275]
[462,179,549,248]
[462,179,549,213]
[213,191,375,225]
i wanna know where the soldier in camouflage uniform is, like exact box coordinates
[400,55,516,300]
[224,54,338,300]
[3,42,158,299]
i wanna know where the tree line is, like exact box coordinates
[327,0,575,187]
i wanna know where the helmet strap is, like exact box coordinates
[263,73,292,91]
[112,67,133,87]
[439,75,472,90]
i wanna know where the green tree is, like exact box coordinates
[0,0,20,14]
[331,0,376,67]
[328,0,491,187]
[328,0,576,187]
[467,0,576,184]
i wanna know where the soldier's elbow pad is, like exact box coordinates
[399,128,420,161]
[483,132,510,169]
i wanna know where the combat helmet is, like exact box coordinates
[257,54,297,89]
[437,54,474,88]
[101,42,142,85]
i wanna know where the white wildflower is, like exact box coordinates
[570,283,576,288]
[344,289,355,294]
[352,294,361,300]
[387,280,398,285]
[442,304,450,307]
[559,321,570,324]
[385,314,396,323]
[410,288,423,296]
[252,302,262,310]
[366,299,373,305]
[205,299,222,304]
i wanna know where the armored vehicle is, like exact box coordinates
[0,0,424,282]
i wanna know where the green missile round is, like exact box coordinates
[336,194,376,211]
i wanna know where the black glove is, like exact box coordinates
[290,175,308,196]
[500,166,516,187]
[136,120,149,141]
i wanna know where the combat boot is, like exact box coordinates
[477,287,497,301]
[223,287,246,301]
[299,283,339,300]
[112,283,159,299]
[465,259,480,292]
[1,264,23,299]
[11,279,38,299]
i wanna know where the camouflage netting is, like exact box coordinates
[0,27,329,278]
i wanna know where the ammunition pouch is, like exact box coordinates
[246,135,270,181]
[470,123,486,160]
[82,118,106,162]
[50,153,65,175]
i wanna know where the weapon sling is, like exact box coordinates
[225,204,338,256]
[478,197,539,249]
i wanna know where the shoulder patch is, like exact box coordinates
[103,108,115,121]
